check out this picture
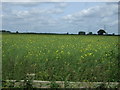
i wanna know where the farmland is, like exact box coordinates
[2,34,120,82]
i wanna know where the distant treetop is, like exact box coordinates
[97,29,106,35]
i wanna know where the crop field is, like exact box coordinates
[2,34,120,82]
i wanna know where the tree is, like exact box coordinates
[88,32,93,35]
[97,29,106,35]
[112,33,115,35]
[1,30,11,33]
[67,32,69,35]
[16,31,19,33]
[78,31,86,35]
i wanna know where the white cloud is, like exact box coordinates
[2,0,119,2]
[2,2,118,34]
[55,2,68,8]
[63,3,118,22]
[62,3,118,34]
[13,11,29,18]
[110,20,118,26]
[2,2,65,32]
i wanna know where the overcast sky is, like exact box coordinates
[1,2,118,34]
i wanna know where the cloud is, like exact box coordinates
[63,3,118,24]
[55,2,68,8]
[62,3,118,33]
[2,2,67,32]
[2,2,118,34]
[2,2,51,8]
[2,0,65,2]
[2,0,120,2]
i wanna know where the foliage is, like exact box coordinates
[97,29,106,35]
[78,31,86,35]
[49,81,60,88]
[2,34,119,82]
[88,32,93,35]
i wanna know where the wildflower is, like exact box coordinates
[95,50,97,52]
[88,53,92,56]
[84,54,87,56]
[81,56,84,58]
[56,50,59,53]
[61,51,64,53]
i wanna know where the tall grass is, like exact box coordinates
[2,34,119,82]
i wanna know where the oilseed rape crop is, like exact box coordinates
[2,34,120,82]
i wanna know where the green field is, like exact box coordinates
[2,34,120,82]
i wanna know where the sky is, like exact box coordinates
[1,2,119,34]
[1,0,119,2]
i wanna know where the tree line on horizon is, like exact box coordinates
[0,29,117,36]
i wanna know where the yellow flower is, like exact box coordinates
[88,53,92,56]
[85,54,87,56]
[81,56,84,58]
[61,51,64,53]
[56,50,59,53]
[95,50,97,52]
